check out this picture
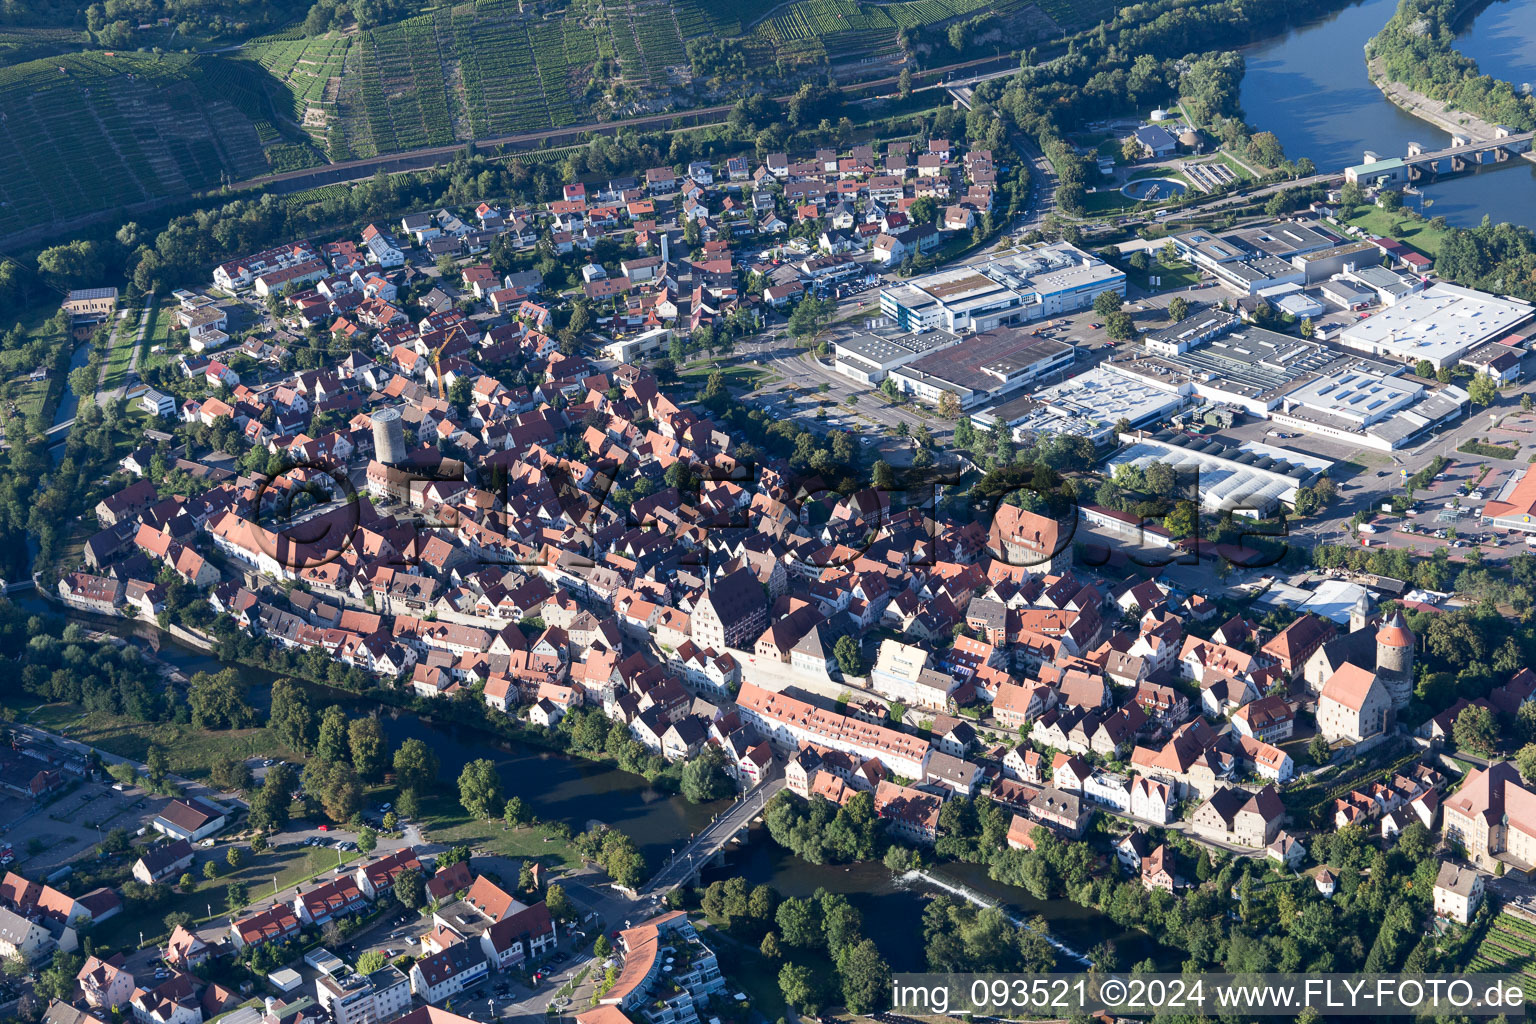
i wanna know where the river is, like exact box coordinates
[1238,0,1536,229]
[16,594,725,872]
[699,824,1181,973]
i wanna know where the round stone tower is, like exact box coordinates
[371,407,407,465]
[1376,611,1416,710]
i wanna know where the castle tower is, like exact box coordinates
[1349,590,1376,634]
[1376,611,1416,710]
[371,407,407,465]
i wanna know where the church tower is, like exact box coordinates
[1350,590,1376,634]
[1376,611,1416,710]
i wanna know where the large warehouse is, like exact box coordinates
[1336,282,1534,370]
[974,363,1187,444]
[878,242,1125,334]
[887,327,1075,409]
[1107,431,1333,516]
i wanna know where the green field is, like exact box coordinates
[95,839,365,950]
[1,698,302,783]
[1343,204,1450,260]
[414,788,581,868]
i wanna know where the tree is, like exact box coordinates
[394,738,440,792]
[1414,359,1435,379]
[1308,733,1331,765]
[303,759,362,823]
[394,868,426,910]
[1166,296,1188,322]
[833,635,864,676]
[787,296,835,344]
[145,745,170,785]
[778,962,818,1011]
[1452,704,1498,757]
[519,862,536,891]
[356,951,388,973]
[187,669,256,729]
[1517,744,1536,785]
[1299,316,1315,339]
[1523,393,1533,413]
[383,810,399,832]
[503,796,529,827]
[357,827,378,855]
[458,759,505,819]
[1105,311,1137,341]
[178,872,195,890]
[203,861,220,881]
[269,680,315,754]
[1468,373,1498,407]
[897,67,912,99]
[226,846,244,870]
[33,951,83,1002]
[208,754,250,793]
[593,934,612,960]
[908,197,938,225]
[248,762,297,832]
[872,460,895,490]
[760,931,780,958]
[226,881,248,912]
[838,938,890,1013]
[1092,291,1123,318]
[1163,500,1198,539]
[316,705,350,764]
[546,883,572,920]
[349,717,387,782]
[936,391,961,420]
[775,897,820,948]
[251,834,268,854]
[681,746,734,803]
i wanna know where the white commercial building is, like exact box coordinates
[832,330,962,385]
[1336,283,1534,370]
[1269,358,1469,451]
[879,242,1124,334]
[1108,431,1333,516]
[977,363,1186,445]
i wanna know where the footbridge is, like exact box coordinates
[1345,127,1536,187]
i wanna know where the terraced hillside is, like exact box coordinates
[0,53,277,237]
[1467,910,1536,998]
[247,32,352,138]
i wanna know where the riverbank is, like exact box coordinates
[1366,55,1512,141]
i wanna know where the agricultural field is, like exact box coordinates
[0,52,273,239]
[450,0,589,137]
[1467,911,1536,998]
[246,32,351,133]
[342,13,458,157]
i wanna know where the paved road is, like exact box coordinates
[641,776,784,896]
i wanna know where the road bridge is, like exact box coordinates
[639,775,784,897]
[1346,129,1535,187]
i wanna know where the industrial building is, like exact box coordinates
[1144,309,1239,356]
[975,363,1186,444]
[832,330,962,385]
[1335,282,1534,370]
[1114,326,1337,416]
[1169,220,1342,295]
[878,242,1124,333]
[1108,432,1333,516]
[886,327,1075,409]
[1269,358,1468,451]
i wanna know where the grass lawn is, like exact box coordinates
[1343,204,1452,259]
[414,789,581,869]
[101,313,138,393]
[0,698,300,782]
[702,925,787,1019]
[5,374,50,425]
[1126,258,1203,291]
[676,365,773,391]
[141,303,179,373]
[95,840,365,950]
[1214,152,1256,182]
